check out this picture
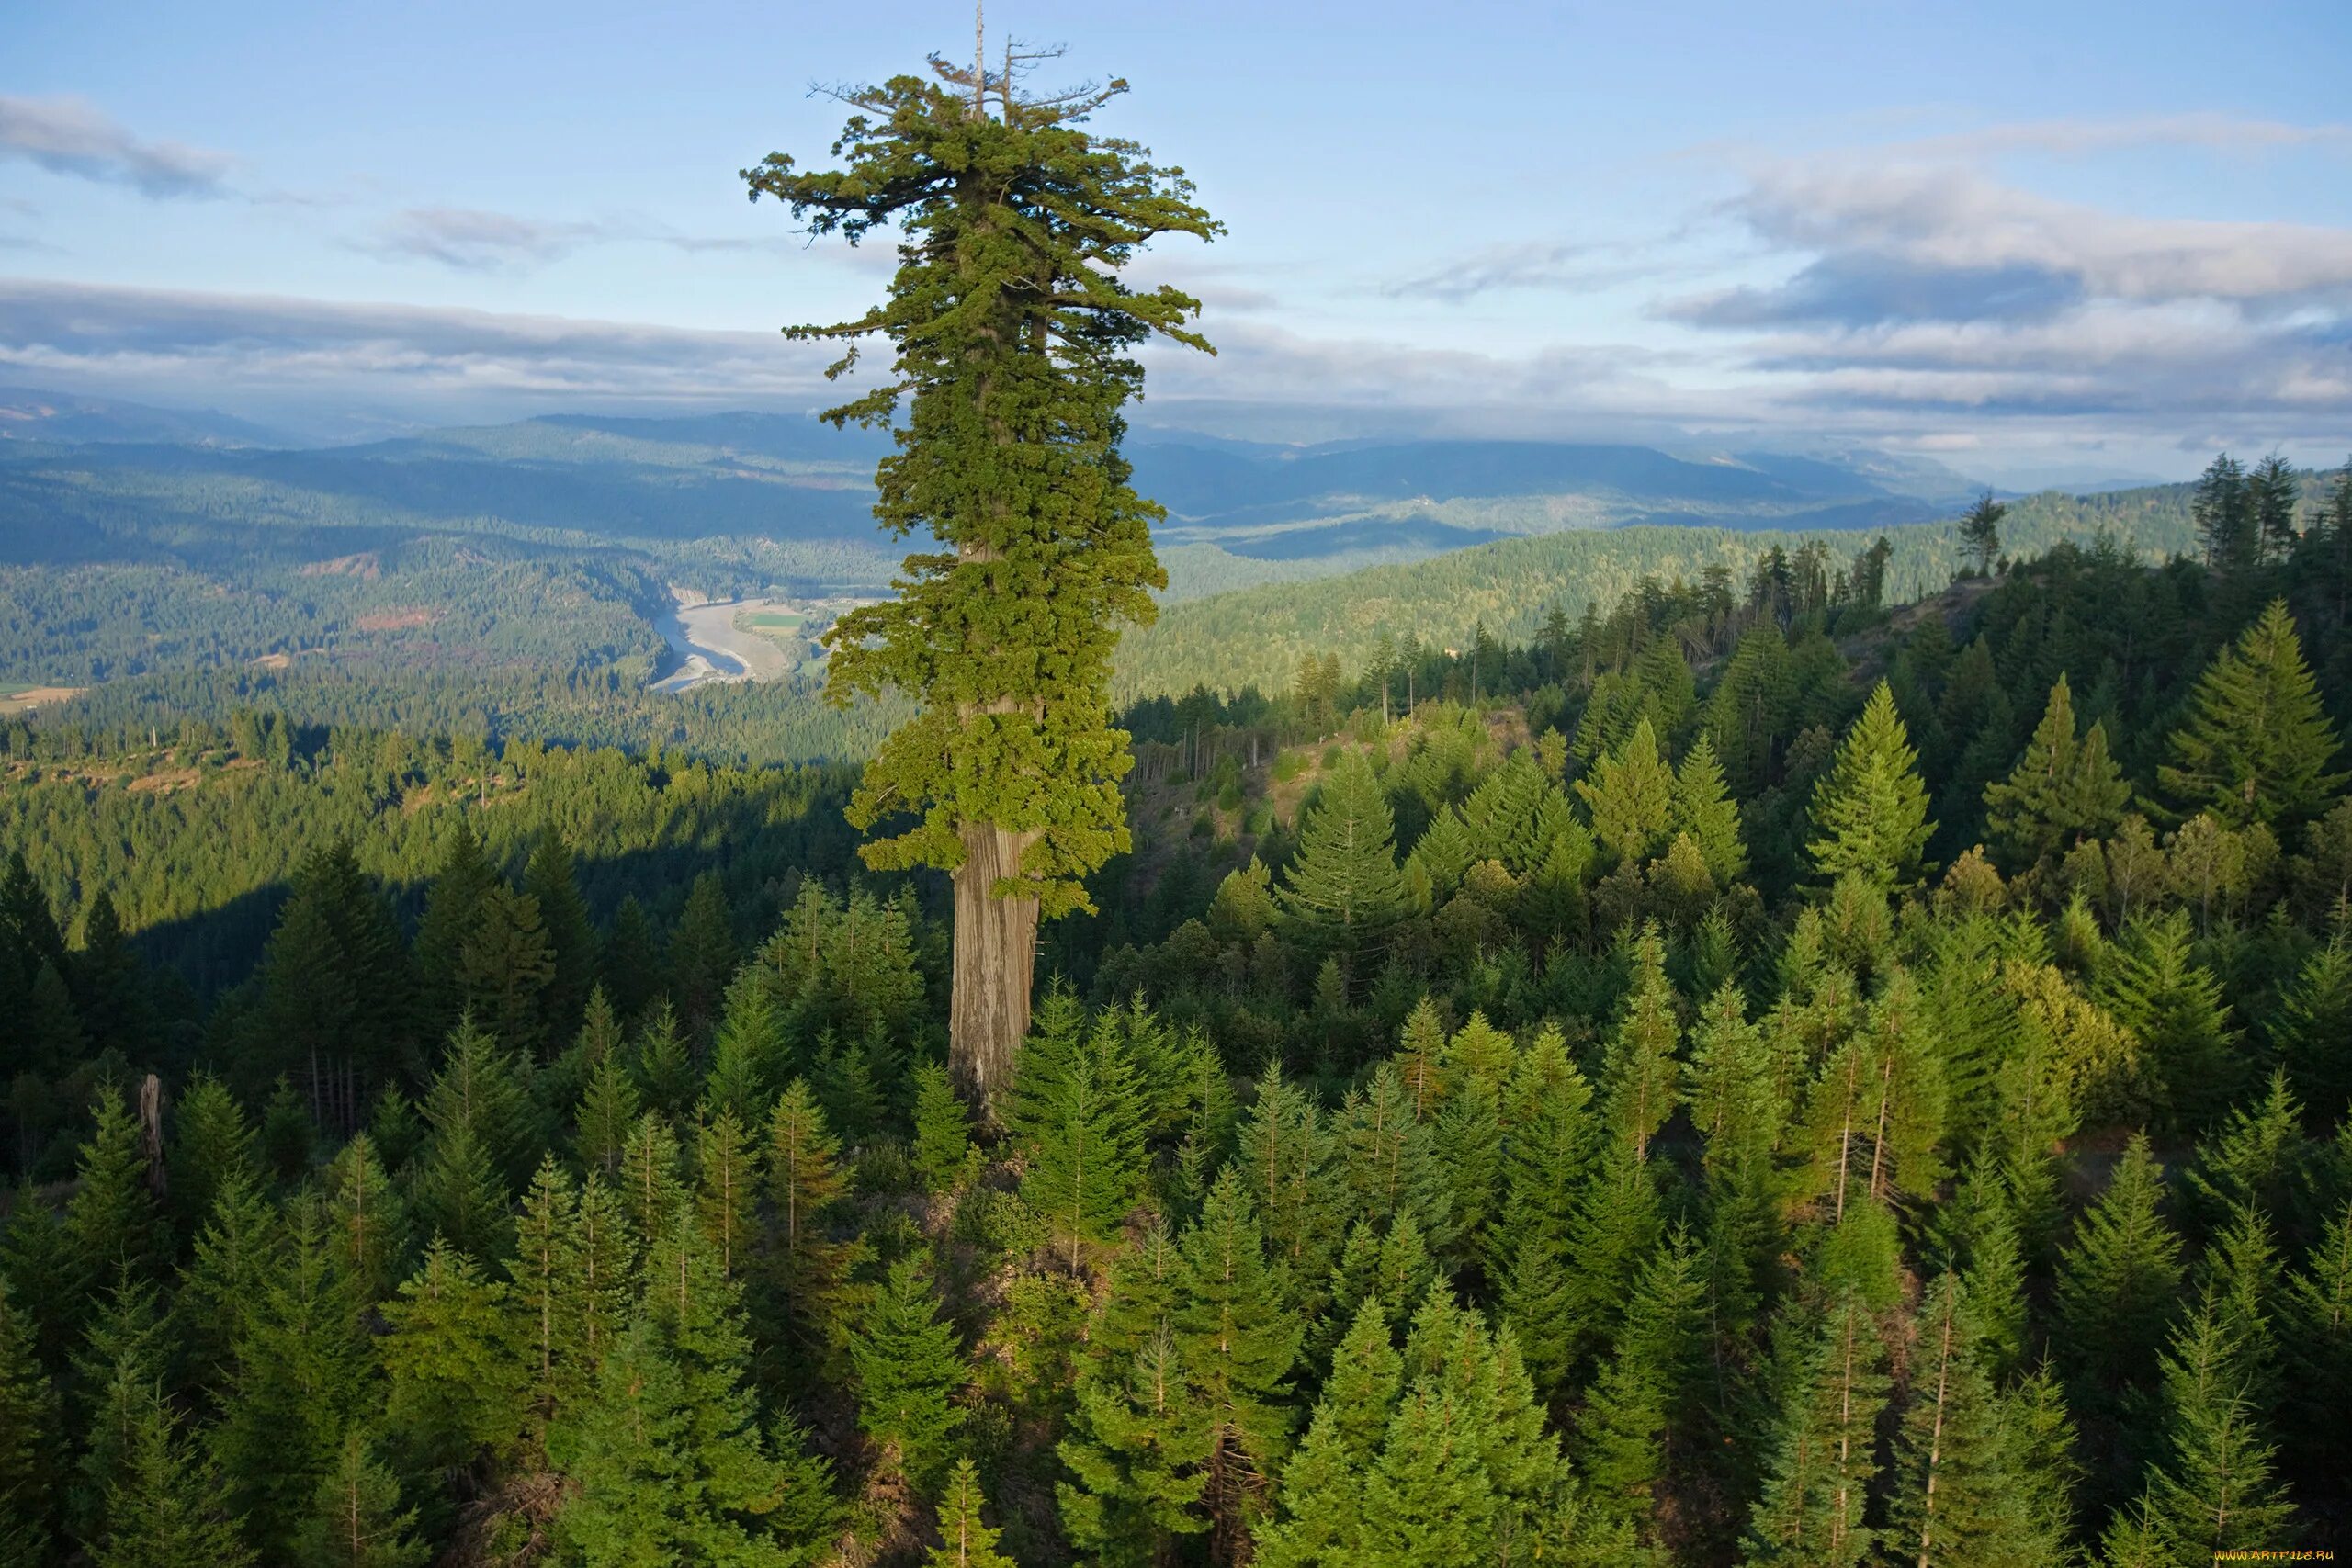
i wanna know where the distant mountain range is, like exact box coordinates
[1,393,2181,595]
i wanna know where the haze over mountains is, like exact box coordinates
[0,388,2009,582]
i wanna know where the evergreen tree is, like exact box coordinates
[1058,1325,1214,1566]
[522,826,596,1043]
[1961,490,2006,575]
[412,821,497,1041]
[2192,452,2258,574]
[763,1081,852,1360]
[0,1279,54,1562]
[600,894,666,1026]
[458,883,557,1059]
[2158,600,2346,828]
[1257,1297,1400,1567]
[2100,912,2239,1132]
[1671,731,1748,884]
[1740,1290,1888,1568]
[1599,923,1682,1161]
[618,1111,687,1256]
[1883,1276,2055,1568]
[1273,751,1411,972]
[632,1000,695,1117]
[749,53,1218,1104]
[2136,1303,2294,1561]
[1574,1233,1705,1536]
[928,1457,1016,1568]
[291,1427,426,1568]
[695,1105,758,1280]
[1806,681,1936,890]
[323,1133,408,1309]
[668,871,739,1036]
[575,1024,640,1177]
[1012,997,1147,1269]
[65,1081,165,1297]
[1984,673,2131,869]
[1172,1168,1303,1561]
[167,1074,260,1247]
[851,1252,967,1495]
[910,1061,973,1193]
[379,1237,525,1475]
[1577,717,1676,864]
[94,1382,256,1568]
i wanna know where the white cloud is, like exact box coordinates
[0,95,232,197]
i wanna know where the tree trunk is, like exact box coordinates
[951,822,1040,1123]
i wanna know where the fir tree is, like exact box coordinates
[599,894,666,1026]
[522,826,596,1043]
[2099,911,2239,1132]
[667,870,738,1036]
[1883,1276,2054,1568]
[1670,730,1748,884]
[852,1252,967,1495]
[1274,751,1411,971]
[1577,716,1676,864]
[1012,994,1147,1269]
[574,1028,640,1177]
[94,1382,256,1568]
[65,1081,165,1297]
[1058,1325,1214,1566]
[379,1237,525,1475]
[910,1061,973,1193]
[617,1111,687,1256]
[1984,673,2131,869]
[2136,1303,2294,1561]
[1258,1297,1400,1567]
[412,821,497,1041]
[290,1427,426,1568]
[323,1133,408,1309]
[1172,1168,1304,1561]
[1574,1233,1705,1536]
[2193,452,2258,574]
[632,999,695,1117]
[167,1073,260,1247]
[1740,1289,1888,1568]
[763,1080,852,1360]
[1806,681,1936,890]
[928,1457,1017,1568]
[0,1279,54,1562]
[2158,600,2346,828]
[1233,1062,1340,1292]
[1599,923,1682,1161]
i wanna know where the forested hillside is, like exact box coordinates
[3,460,2348,1566]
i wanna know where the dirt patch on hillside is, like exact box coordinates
[300,552,381,579]
[128,768,202,795]
[356,608,437,632]
[0,685,84,713]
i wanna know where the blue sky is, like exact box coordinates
[4,0,2348,481]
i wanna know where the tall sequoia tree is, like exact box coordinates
[745,36,1220,1116]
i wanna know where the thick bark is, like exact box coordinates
[951,822,1041,1122]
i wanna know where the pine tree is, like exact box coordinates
[2278,1196,2352,1495]
[1011,994,1147,1269]
[2100,911,2239,1132]
[667,871,739,1036]
[632,999,695,1117]
[1172,1168,1304,1561]
[2158,600,2346,828]
[379,1237,525,1474]
[763,1081,852,1360]
[600,894,666,1026]
[1274,751,1410,970]
[852,1251,967,1495]
[910,1061,973,1193]
[2272,940,2352,1122]
[1577,716,1676,864]
[928,1457,1016,1568]
[1984,673,2131,869]
[94,1382,256,1568]
[0,1279,54,1562]
[69,1267,168,1546]
[2137,1303,2294,1560]
[409,1116,511,1264]
[1670,731,1748,884]
[522,826,596,1044]
[1740,1290,1888,1568]
[1599,923,1681,1161]
[292,1427,426,1568]
[707,973,788,1124]
[1806,681,1935,889]
[1883,1276,2054,1568]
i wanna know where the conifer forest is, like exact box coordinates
[5,21,2352,1568]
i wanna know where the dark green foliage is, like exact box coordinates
[93,1382,256,1568]
[851,1252,967,1495]
[1274,752,1411,969]
[290,1427,427,1568]
[2158,601,2345,828]
[1807,681,1935,890]
[1012,994,1148,1270]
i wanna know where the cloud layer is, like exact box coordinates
[0,95,232,197]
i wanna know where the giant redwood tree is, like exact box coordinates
[744,35,1220,1117]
